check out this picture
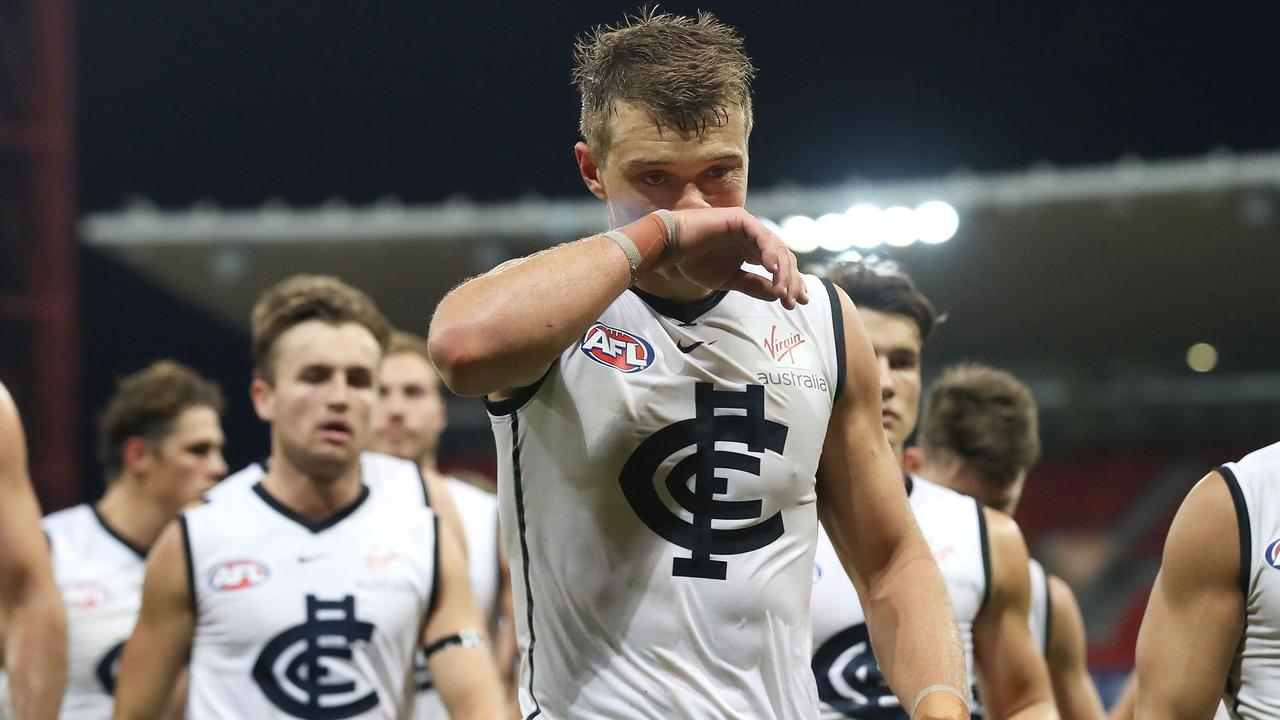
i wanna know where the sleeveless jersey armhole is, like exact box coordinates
[484,362,555,417]
[1218,465,1252,597]
[976,502,992,609]
[179,514,198,615]
[820,278,847,403]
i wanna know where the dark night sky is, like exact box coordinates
[77,1,1280,212]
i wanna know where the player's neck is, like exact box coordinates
[634,270,719,303]
[260,457,364,522]
[95,479,170,552]
[417,453,441,482]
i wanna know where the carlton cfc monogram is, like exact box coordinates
[619,383,789,580]
[252,595,379,720]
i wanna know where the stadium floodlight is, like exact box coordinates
[844,204,883,249]
[1186,342,1218,373]
[915,200,959,244]
[881,206,917,247]
[816,213,855,252]
[780,215,820,253]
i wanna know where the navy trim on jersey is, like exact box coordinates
[484,367,551,417]
[178,515,198,615]
[904,473,915,496]
[415,463,433,507]
[510,411,543,719]
[250,481,371,534]
[820,279,847,402]
[91,504,148,559]
[428,514,442,619]
[976,502,992,608]
[629,286,729,324]
[1218,465,1252,596]
[1041,570,1054,654]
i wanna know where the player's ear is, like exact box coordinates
[903,446,925,475]
[121,436,155,477]
[250,375,275,422]
[575,141,608,201]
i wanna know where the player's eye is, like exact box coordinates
[347,369,374,388]
[299,366,331,384]
[404,385,425,399]
[640,172,667,186]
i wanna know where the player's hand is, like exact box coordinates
[666,207,809,309]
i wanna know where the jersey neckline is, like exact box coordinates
[251,481,371,534]
[90,504,149,559]
[628,287,729,324]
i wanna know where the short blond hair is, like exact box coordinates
[572,10,755,160]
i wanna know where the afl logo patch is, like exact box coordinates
[1266,538,1280,571]
[580,322,655,373]
[210,560,269,591]
[63,581,109,610]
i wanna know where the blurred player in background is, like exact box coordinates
[911,363,1106,720]
[0,381,67,719]
[39,361,225,719]
[809,260,1056,720]
[1130,441,1280,719]
[371,330,517,716]
[113,276,503,719]
[430,11,968,719]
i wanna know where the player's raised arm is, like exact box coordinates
[0,383,67,720]
[421,517,504,720]
[815,286,968,720]
[972,509,1058,720]
[113,521,195,720]
[1045,576,1107,720]
[1133,472,1243,719]
[427,206,807,397]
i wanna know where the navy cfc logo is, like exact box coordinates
[619,383,788,580]
[95,640,125,694]
[252,595,379,719]
[812,622,904,719]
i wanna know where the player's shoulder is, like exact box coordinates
[42,501,94,533]
[445,475,496,506]
[910,475,981,513]
[360,451,424,483]
[1224,440,1280,485]
[206,460,267,501]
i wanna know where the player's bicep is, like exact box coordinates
[113,521,194,720]
[815,285,912,594]
[1045,576,1108,720]
[1135,472,1244,720]
[973,510,1055,716]
[422,522,503,719]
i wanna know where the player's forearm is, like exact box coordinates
[5,583,68,720]
[862,546,968,718]
[1056,671,1107,720]
[1006,700,1060,720]
[429,236,631,396]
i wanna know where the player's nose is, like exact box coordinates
[674,183,711,211]
[877,358,894,398]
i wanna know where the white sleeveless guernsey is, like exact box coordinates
[810,476,988,719]
[40,504,147,719]
[412,477,501,719]
[488,277,845,719]
[210,452,430,508]
[1219,441,1280,719]
[1027,558,1050,654]
[184,481,438,719]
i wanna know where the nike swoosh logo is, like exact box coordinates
[676,340,716,353]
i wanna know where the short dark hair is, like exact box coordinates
[98,360,225,479]
[572,10,755,160]
[920,363,1041,489]
[810,257,940,343]
[250,275,392,383]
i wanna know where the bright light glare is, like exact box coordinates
[780,215,819,253]
[1186,343,1218,373]
[915,201,959,244]
[816,213,855,252]
[881,206,917,247]
[844,204,883,249]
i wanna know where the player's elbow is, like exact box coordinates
[428,317,494,397]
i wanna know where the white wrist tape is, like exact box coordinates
[909,684,968,720]
[651,209,680,261]
[604,230,642,285]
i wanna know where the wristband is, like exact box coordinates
[909,684,968,720]
[602,211,676,284]
[423,629,485,658]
